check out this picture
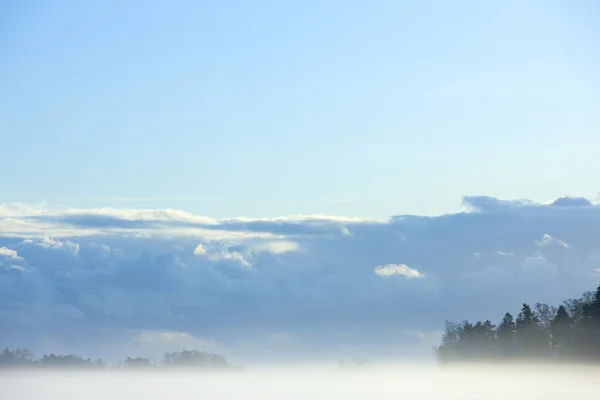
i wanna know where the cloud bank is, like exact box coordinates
[0,196,599,363]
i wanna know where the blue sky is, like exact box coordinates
[2,0,599,218]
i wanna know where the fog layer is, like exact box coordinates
[2,364,597,399]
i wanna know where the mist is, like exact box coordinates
[2,363,598,399]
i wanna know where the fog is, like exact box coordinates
[3,364,598,399]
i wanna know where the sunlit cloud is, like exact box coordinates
[535,233,570,248]
[373,264,425,278]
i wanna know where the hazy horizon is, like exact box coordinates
[1,194,600,365]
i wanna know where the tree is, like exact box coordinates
[516,303,548,358]
[0,348,234,371]
[550,305,573,359]
[563,291,594,324]
[435,321,463,363]
[579,285,600,359]
[435,285,600,364]
[38,354,95,368]
[124,357,154,369]
[163,350,229,369]
[0,348,34,368]
[495,313,516,358]
[534,303,557,330]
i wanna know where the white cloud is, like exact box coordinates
[0,247,22,261]
[194,242,252,267]
[535,234,570,248]
[0,246,29,272]
[22,237,80,254]
[373,264,425,279]
[193,244,207,255]
[252,240,300,254]
[0,203,380,239]
[210,250,252,268]
[495,251,514,257]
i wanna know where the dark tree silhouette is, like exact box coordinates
[124,357,154,369]
[163,350,229,369]
[0,348,233,371]
[436,285,600,364]
[38,354,98,369]
[495,313,515,359]
[550,305,573,360]
[0,348,35,368]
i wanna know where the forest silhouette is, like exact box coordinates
[0,349,235,370]
[436,284,600,364]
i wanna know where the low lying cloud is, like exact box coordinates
[1,195,600,361]
[374,264,425,279]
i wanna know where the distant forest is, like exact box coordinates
[436,284,600,364]
[0,349,235,370]
[7,285,600,370]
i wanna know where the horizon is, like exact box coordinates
[1,194,600,364]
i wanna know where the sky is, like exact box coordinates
[1,0,599,217]
[0,0,600,365]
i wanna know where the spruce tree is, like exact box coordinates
[516,303,546,358]
[550,305,572,360]
[496,312,516,358]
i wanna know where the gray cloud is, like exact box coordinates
[1,196,600,361]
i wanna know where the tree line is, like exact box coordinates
[436,284,600,364]
[0,348,235,370]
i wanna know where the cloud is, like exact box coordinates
[0,247,28,272]
[0,246,22,261]
[461,195,533,212]
[0,203,379,239]
[252,240,300,254]
[535,234,570,248]
[550,197,593,207]
[23,237,80,254]
[374,264,425,279]
[1,195,600,362]
[193,244,207,255]
[209,249,252,268]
